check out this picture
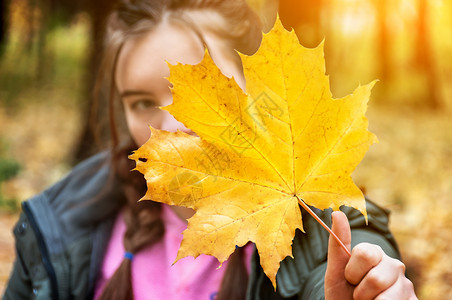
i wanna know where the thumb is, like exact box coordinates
[325,211,353,299]
[328,211,352,262]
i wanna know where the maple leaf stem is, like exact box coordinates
[296,196,351,257]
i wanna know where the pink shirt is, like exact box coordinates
[95,204,253,300]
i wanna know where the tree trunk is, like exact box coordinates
[376,0,391,81]
[36,0,55,83]
[415,0,441,109]
[0,0,8,57]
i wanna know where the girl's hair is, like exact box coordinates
[97,1,263,299]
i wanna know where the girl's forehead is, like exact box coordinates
[115,22,205,91]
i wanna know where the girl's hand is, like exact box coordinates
[324,211,417,300]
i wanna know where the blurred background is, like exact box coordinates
[0,0,451,298]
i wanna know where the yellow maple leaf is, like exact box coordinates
[129,18,377,287]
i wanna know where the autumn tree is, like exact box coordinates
[0,0,8,57]
[376,0,391,82]
[415,0,441,109]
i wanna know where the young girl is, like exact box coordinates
[4,0,416,299]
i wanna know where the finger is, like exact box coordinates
[329,211,352,260]
[326,211,352,275]
[345,243,383,285]
[374,274,417,300]
[353,256,405,300]
[325,211,353,298]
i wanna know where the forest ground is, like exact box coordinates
[0,102,451,299]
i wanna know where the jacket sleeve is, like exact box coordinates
[247,200,400,300]
[2,213,53,300]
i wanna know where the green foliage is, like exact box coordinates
[0,138,21,212]
[0,15,89,109]
[0,159,21,182]
[0,160,21,212]
[0,194,20,212]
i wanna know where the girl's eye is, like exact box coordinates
[131,99,157,111]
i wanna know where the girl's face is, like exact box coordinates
[116,20,246,147]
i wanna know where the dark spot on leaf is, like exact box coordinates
[139,158,147,163]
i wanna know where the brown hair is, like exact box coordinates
[97,1,262,299]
